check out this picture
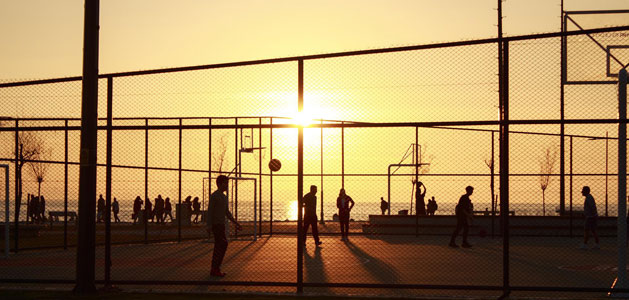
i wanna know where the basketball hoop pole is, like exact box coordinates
[614,68,628,296]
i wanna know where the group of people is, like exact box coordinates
[205,175,604,278]
[26,193,46,224]
[132,195,174,224]
[96,194,121,223]
[415,181,438,216]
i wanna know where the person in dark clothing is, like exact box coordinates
[207,175,241,277]
[145,197,153,222]
[427,196,438,216]
[39,195,46,222]
[133,196,142,224]
[164,197,173,222]
[416,181,426,216]
[97,194,105,223]
[337,188,355,241]
[302,185,322,246]
[154,195,164,224]
[112,197,120,223]
[380,197,389,215]
[449,186,474,248]
[193,197,201,223]
[581,186,600,249]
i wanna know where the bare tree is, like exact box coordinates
[28,147,51,207]
[539,146,558,216]
[13,132,46,222]
[212,133,229,174]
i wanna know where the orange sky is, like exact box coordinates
[1,0,627,80]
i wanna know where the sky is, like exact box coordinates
[1,0,628,80]
[1,0,628,220]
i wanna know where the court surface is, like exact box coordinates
[0,235,623,298]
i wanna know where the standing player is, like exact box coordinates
[207,175,242,277]
[302,185,322,246]
[337,188,355,241]
[580,186,600,250]
[449,186,474,248]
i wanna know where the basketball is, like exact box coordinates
[268,158,282,172]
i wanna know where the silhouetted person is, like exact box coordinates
[145,197,153,222]
[416,181,426,216]
[112,197,120,222]
[155,195,164,224]
[164,197,173,222]
[39,195,46,222]
[581,186,600,250]
[184,195,192,205]
[380,197,389,215]
[302,185,322,246]
[207,175,242,277]
[31,195,40,224]
[337,188,355,241]
[449,186,474,248]
[133,196,143,224]
[97,194,105,223]
[193,197,201,223]
[427,196,438,216]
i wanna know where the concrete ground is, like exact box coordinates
[0,234,624,299]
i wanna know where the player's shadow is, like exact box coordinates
[344,240,400,284]
[304,246,327,282]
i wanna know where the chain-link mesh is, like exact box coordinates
[0,25,628,298]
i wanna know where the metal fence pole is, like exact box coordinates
[270,118,273,235]
[3,165,8,258]
[75,0,99,292]
[297,59,304,294]
[320,119,324,224]
[259,117,262,236]
[178,118,182,243]
[64,119,68,250]
[13,120,18,254]
[615,68,628,292]
[144,118,148,244]
[569,136,573,238]
[499,40,510,298]
[104,76,113,288]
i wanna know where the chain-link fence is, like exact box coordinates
[0,25,628,298]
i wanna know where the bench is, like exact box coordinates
[49,211,77,226]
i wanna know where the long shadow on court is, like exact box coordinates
[304,246,328,284]
[344,240,400,284]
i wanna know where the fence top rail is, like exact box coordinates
[564,9,629,15]
[1,25,629,89]
[0,116,361,124]
[2,118,628,141]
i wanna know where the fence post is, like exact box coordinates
[569,136,573,238]
[13,120,18,254]
[75,0,99,292]
[64,119,68,250]
[615,68,628,292]
[270,118,273,235]
[259,117,262,236]
[144,118,148,244]
[178,118,182,243]
[499,40,510,298]
[297,59,304,294]
[104,76,113,288]
[3,165,9,258]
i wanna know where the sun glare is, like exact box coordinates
[292,111,315,127]
[287,200,299,220]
